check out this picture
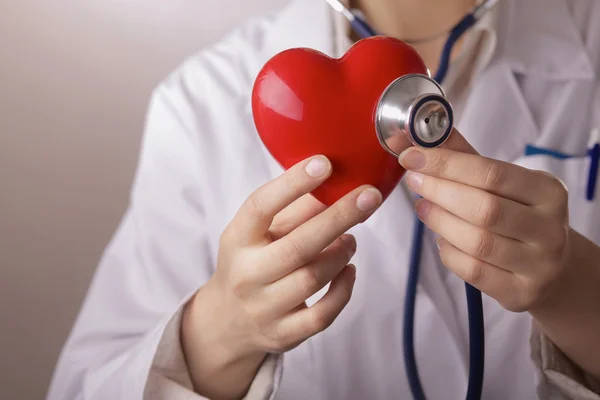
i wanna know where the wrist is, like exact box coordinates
[529,228,600,380]
[530,228,591,314]
[181,279,267,399]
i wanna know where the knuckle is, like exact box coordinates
[465,257,487,286]
[501,295,528,313]
[280,237,311,267]
[227,256,260,297]
[330,202,351,226]
[538,171,568,205]
[244,301,265,326]
[550,176,569,205]
[219,225,235,246]
[264,324,292,350]
[545,223,568,255]
[246,192,265,220]
[230,272,250,298]
[528,278,550,307]
[297,267,322,297]
[498,278,528,313]
[482,162,508,192]
[505,285,535,313]
[500,277,546,313]
[429,153,450,175]
[282,170,302,197]
[471,230,496,259]
[309,309,334,333]
[475,196,503,228]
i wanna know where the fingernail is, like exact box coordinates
[356,188,383,211]
[305,156,331,178]
[406,172,424,191]
[415,199,431,219]
[399,149,426,170]
[340,234,357,252]
[436,237,443,252]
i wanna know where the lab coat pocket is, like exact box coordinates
[512,154,600,245]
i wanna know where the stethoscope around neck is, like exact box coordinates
[325,1,501,400]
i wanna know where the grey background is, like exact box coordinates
[0,0,284,398]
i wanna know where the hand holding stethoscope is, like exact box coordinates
[400,127,573,320]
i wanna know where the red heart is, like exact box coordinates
[252,36,428,206]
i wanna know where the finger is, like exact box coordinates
[405,172,546,242]
[416,199,532,273]
[232,156,332,244]
[268,194,327,240]
[274,264,356,344]
[437,238,524,310]
[439,128,478,154]
[399,142,556,207]
[389,128,476,164]
[266,186,382,278]
[259,235,356,314]
[384,130,413,157]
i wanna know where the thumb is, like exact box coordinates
[439,128,479,155]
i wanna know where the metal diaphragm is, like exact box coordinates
[375,74,454,156]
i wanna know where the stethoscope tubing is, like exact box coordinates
[402,218,427,400]
[349,14,378,39]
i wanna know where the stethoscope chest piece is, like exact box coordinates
[375,74,454,156]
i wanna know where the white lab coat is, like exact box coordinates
[47,0,600,399]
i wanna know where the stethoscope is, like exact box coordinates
[324,1,501,399]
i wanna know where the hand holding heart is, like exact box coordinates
[181,155,383,400]
[400,129,572,312]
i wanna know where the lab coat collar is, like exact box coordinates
[498,0,595,81]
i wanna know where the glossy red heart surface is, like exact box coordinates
[252,36,428,206]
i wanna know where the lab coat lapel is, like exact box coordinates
[501,0,595,81]
[458,0,595,162]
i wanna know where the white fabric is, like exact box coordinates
[46,0,600,399]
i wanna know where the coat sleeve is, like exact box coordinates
[46,73,283,400]
[144,300,283,400]
[532,321,600,399]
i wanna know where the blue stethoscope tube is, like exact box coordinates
[326,1,498,399]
